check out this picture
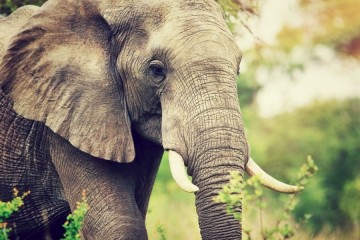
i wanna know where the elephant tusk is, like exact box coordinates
[245,157,304,193]
[168,150,199,193]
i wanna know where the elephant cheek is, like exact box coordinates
[133,115,162,145]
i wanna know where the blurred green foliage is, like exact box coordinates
[156,223,167,240]
[277,0,360,59]
[340,177,360,234]
[0,0,46,15]
[237,72,261,106]
[245,99,360,233]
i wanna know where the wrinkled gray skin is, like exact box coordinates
[0,0,247,239]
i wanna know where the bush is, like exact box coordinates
[215,156,318,240]
[61,190,89,240]
[0,190,88,240]
[0,189,29,240]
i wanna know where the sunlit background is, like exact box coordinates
[1,0,359,239]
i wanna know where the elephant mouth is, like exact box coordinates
[167,150,303,193]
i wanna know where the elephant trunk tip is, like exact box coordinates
[246,157,304,193]
[168,150,199,193]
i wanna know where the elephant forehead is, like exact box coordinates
[137,0,222,15]
[143,1,239,56]
[147,23,241,69]
[131,0,224,31]
[177,0,223,13]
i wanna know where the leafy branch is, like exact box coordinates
[215,0,260,33]
[214,156,318,240]
[0,190,88,240]
[0,189,29,240]
[61,190,89,240]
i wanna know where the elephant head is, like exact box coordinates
[0,0,300,239]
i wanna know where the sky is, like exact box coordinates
[237,0,360,117]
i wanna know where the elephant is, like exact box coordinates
[0,0,301,239]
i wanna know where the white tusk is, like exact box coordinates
[168,151,199,193]
[245,157,304,193]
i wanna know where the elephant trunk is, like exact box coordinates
[187,108,247,239]
[162,59,247,239]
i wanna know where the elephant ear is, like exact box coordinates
[0,1,135,162]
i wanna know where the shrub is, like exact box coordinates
[0,190,88,240]
[215,156,318,239]
[61,190,89,240]
[0,189,29,240]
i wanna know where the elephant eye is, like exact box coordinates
[148,60,166,83]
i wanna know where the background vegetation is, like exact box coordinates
[0,0,45,15]
[1,0,359,239]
